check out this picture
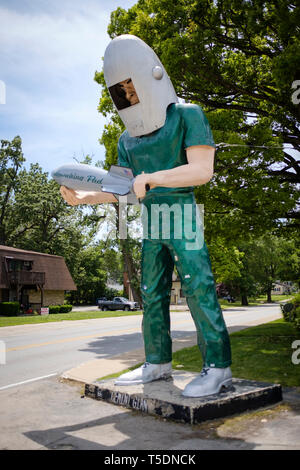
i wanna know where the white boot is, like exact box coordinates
[114,362,172,386]
[182,367,232,398]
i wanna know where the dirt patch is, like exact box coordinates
[217,403,293,439]
[176,402,292,441]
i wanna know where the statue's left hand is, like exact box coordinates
[133,172,153,199]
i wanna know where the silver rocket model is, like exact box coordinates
[51,163,138,204]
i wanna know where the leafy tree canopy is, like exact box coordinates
[93,1,300,299]
[95,0,299,232]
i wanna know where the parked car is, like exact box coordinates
[96,297,108,303]
[222,295,236,303]
[97,297,139,311]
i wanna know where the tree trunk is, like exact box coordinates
[267,289,272,303]
[120,239,143,306]
[241,294,248,306]
[114,204,143,306]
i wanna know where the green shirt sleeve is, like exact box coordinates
[181,104,215,149]
[117,135,130,168]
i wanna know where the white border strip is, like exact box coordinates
[0,373,58,391]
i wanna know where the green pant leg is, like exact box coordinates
[171,238,231,368]
[141,238,174,364]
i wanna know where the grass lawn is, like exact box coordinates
[0,293,292,328]
[262,294,294,302]
[172,319,300,387]
[0,309,142,327]
[100,319,300,387]
[219,294,292,309]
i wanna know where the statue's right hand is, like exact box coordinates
[60,186,116,205]
[60,186,83,206]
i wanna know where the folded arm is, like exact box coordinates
[133,145,215,199]
[60,145,215,205]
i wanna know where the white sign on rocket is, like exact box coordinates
[51,163,139,204]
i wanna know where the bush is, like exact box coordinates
[59,304,72,313]
[294,305,300,325]
[48,304,72,314]
[48,305,61,314]
[293,293,300,307]
[281,294,300,331]
[0,301,20,316]
[281,302,294,321]
[294,318,300,331]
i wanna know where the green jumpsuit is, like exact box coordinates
[118,103,232,369]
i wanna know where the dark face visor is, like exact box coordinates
[108,78,140,110]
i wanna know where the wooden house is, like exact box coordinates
[0,245,76,310]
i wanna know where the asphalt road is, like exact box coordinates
[0,303,282,391]
[1,302,299,452]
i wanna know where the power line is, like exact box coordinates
[216,142,295,149]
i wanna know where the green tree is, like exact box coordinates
[8,163,86,276]
[207,236,259,306]
[97,239,123,285]
[100,0,299,225]
[0,136,25,244]
[94,1,300,303]
[0,137,93,285]
[211,241,243,281]
[215,235,299,305]
[246,234,300,302]
[226,243,260,306]
[68,245,107,304]
[101,202,143,305]
[108,0,300,154]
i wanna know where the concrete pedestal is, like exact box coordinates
[85,371,282,425]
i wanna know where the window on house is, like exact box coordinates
[23,261,33,271]
[6,258,33,272]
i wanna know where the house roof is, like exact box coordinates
[0,245,76,291]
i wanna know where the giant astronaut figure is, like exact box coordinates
[61,35,232,397]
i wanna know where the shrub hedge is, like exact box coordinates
[48,304,72,314]
[59,304,73,313]
[281,293,300,331]
[0,302,72,316]
[0,301,20,316]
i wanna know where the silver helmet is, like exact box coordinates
[103,34,178,137]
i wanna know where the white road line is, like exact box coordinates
[0,373,58,391]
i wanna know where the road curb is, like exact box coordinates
[61,335,198,384]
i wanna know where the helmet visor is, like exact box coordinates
[108,78,140,110]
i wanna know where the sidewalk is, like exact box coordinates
[62,334,196,384]
[62,331,300,449]
[61,306,282,384]
[71,304,190,312]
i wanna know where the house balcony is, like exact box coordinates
[7,271,45,286]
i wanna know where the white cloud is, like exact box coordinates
[0,5,108,76]
[0,1,136,172]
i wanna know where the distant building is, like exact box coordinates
[0,245,76,310]
[123,271,186,306]
[271,281,295,295]
[171,272,187,305]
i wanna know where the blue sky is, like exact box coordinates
[0,0,298,175]
[0,0,136,174]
